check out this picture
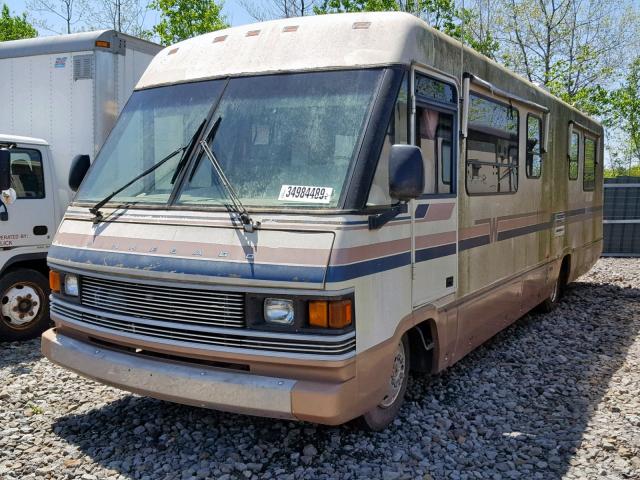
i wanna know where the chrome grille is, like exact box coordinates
[51,299,356,357]
[81,276,245,328]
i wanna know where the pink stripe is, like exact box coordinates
[415,231,457,249]
[54,232,329,266]
[330,238,411,265]
[459,224,490,240]
[422,203,455,222]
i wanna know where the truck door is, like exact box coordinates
[410,68,459,308]
[1,146,55,250]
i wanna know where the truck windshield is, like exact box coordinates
[75,69,382,209]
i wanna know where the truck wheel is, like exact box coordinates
[538,271,563,313]
[357,334,410,431]
[0,269,51,341]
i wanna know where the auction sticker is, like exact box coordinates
[278,185,333,203]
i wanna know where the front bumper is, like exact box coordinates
[42,328,385,424]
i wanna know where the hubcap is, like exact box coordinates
[379,340,406,409]
[1,284,41,328]
[550,277,559,303]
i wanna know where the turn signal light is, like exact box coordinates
[49,271,61,293]
[308,300,352,329]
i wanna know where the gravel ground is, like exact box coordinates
[1,258,639,480]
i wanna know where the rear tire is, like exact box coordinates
[356,334,410,431]
[0,269,51,341]
[538,269,563,313]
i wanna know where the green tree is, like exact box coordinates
[0,4,38,41]
[606,57,640,177]
[314,0,498,58]
[149,0,228,46]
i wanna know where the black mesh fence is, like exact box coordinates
[603,176,640,256]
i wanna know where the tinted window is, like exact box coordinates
[415,75,456,104]
[176,70,382,208]
[569,131,579,180]
[416,106,454,194]
[526,115,542,178]
[583,137,596,190]
[368,73,409,206]
[9,149,45,199]
[466,94,519,194]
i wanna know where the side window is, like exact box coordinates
[9,149,45,199]
[526,114,542,178]
[583,137,596,191]
[367,73,408,206]
[415,106,454,194]
[466,94,519,194]
[414,74,457,195]
[569,130,579,180]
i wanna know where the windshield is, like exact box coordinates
[75,69,382,209]
[76,80,225,205]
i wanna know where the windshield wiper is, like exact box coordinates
[196,125,260,233]
[89,121,205,224]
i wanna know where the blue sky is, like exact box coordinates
[3,0,256,35]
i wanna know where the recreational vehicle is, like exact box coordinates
[28,13,602,429]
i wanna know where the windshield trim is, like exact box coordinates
[72,66,394,214]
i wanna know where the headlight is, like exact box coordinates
[64,274,79,296]
[264,298,294,325]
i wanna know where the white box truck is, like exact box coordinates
[0,30,161,340]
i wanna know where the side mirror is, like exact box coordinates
[389,145,424,201]
[0,149,11,191]
[68,154,91,191]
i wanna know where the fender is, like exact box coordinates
[0,252,48,276]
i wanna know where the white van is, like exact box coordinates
[33,13,602,429]
[0,31,161,340]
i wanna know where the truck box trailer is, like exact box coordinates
[0,30,161,340]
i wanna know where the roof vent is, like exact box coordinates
[73,54,93,81]
[352,22,371,30]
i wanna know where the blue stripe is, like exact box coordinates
[415,204,429,219]
[50,241,459,286]
[459,235,490,251]
[48,245,326,284]
[415,243,457,262]
[325,252,411,282]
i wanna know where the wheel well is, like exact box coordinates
[2,257,49,278]
[407,320,435,374]
[560,254,571,287]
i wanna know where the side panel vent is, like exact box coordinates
[73,54,94,80]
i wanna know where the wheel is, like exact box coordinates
[357,334,410,431]
[538,270,563,313]
[0,269,51,341]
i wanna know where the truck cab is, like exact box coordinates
[0,135,63,340]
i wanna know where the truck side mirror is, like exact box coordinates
[0,149,11,191]
[389,145,424,201]
[68,154,91,191]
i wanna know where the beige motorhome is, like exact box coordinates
[33,12,602,430]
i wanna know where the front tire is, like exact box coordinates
[0,269,51,341]
[357,334,410,431]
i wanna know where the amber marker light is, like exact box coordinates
[95,40,110,48]
[329,300,352,329]
[308,300,328,328]
[309,300,353,329]
[49,271,61,293]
